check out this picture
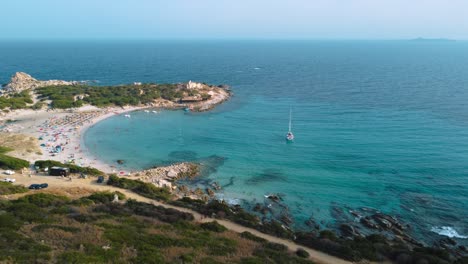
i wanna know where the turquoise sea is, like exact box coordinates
[1,40,467,244]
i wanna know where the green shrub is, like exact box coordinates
[0,146,13,154]
[7,202,49,223]
[0,229,51,262]
[16,193,70,207]
[0,91,33,110]
[0,182,28,195]
[36,83,187,108]
[0,213,21,230]
[296,248,310,258]
[31,224,80,233]
[253,246,311,264]
[126,199,194,222]
[240,231,267,243]
[169,197,206,211]
[86,191,126,204]
[0,154,30,169]
[200,221,228,233]
[264,242,288,252]
[107,175,171,201]
[206,237,237,256]
[57,251,109,264]
[319,230,338,241]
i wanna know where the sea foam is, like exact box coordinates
[430,226,467,239]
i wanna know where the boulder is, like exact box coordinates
[167,169,178,178]
[360,217,379,229]
[340,224,361,238]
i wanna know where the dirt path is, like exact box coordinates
[5,175,353,264]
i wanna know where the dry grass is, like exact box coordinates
[0,132,41,158]
[22,217,105,251]
[38,186,97,199]
[218,231,258,257]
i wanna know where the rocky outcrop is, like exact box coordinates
[132,162,199,189]
[3,72,76,93]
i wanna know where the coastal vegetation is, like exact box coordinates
[170,197,294,239]
[0,182,28,194]
[107,174,172,201]
[34,160,103,176]
[35,83,210,109]
[0,192,314,263]
[0,146,30,170]
[0,90,33,110]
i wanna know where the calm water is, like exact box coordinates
[1,40,467,244]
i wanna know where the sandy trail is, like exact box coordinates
[4,175,354,264]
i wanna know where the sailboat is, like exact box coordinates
[286,108,294,141]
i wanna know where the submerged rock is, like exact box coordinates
[360,217,379,230]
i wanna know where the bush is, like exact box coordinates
[107,175,171,201]
[240,231,267,243]
[126,199,194,222]
[0,91,33,110]
[169,197,206,211]
[0,146,13,154]
[31,224,80,233]
[264,242,288,252]
[0,182,28,194]
[296,248,310,258]
[86,191,126,204]
[200,221,228,233]
[15,193,70,207]
[0,154,30,170]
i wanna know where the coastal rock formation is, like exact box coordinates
[134,162,199,189]
[3,72,76,93]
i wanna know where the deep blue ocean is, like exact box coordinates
[1,40,467,244]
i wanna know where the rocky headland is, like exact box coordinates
[2,72,78,93]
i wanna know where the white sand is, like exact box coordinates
[1,105,146,174]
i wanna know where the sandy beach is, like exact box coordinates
[1,105,148,174]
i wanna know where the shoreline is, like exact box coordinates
[1,105,149,174]
[0,84,231,175]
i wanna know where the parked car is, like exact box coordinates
[97,176,105,183]
[4,170,15,175]
[29,184,40,189]
[2,178,16,183]
[28,183,48,190]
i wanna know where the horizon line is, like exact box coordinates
[0,37,465,42]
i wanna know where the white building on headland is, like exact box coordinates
[186,80,204,90]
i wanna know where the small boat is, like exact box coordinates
[124,114,131,118]
[144,110,150,113]
[184,107,190,112]
[152,110,158,114]
[286,108,294,141]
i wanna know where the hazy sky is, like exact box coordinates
[1,0,467,39]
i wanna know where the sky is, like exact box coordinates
[1,0,467,40]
